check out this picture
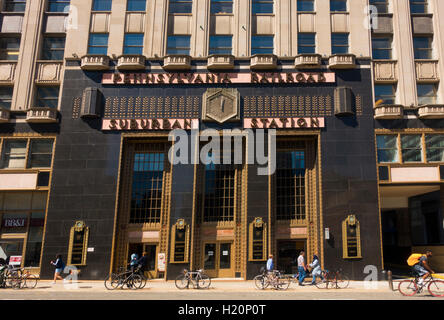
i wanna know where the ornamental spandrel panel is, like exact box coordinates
[125,13,145,33]
[0,15,23,33]
[416,61,439,82]
[202,88,240,123]
[374,61,398,83]
[0,62,16,83]
[36,62,63,83]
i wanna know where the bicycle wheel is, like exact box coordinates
[128,274,143,290]
[6,270,21,289]
[336,274,350,289]
[314,276,328,289]
[104,273,121,290]
[24,274,38,289]
[175,274,189,290]
[398,280,418,296]
[254,275,268,290]
[428,280,444,297]
[197,274,211,289]
[275,276,291,290]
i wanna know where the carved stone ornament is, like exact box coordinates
[74,220,86,232]
[176,219,186,230]
[253,217,264,228]
[202,88,240,123]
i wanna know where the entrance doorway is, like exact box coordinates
[128,243,158,278]
[203,242,233,278]
[276,240,306,274]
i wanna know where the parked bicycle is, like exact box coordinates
[398,273,444,297]
[254,268,291,290]
[314,269,349,289]
[175,269,211,289]
[104,266,145,290]
[1,266,38,289]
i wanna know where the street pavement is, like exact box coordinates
[0,279,443,300]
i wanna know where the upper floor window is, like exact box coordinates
[211,0,233,14]
[370,0,388,14]
[0,37,21,61]
[330,0,347,12]
[375,84,396,105]
[167,35,191,55]
[400,135,423,163]
[372,36,392,59]
[417,84,437,105]
[376,135,399,163]
[92,0,112,11]
[169,0,193,14]
[42,37,66,60]
[88,33,109,55]
[251,35,274,55]
[297,0,314,12]
[29,139,54,168]
[209,35,232,55]
[413,36,432,59]
[36,87,59,109]
[4,0,26,12]
[252,0,273,14]
[47,0,70,12]
[123,34,144,54]
[127,0,146,11]
[425,135,444,162]
[1,140,27,168]
[0,139,54,169]
[298,33,316,54]
[410,0,428,14]
[331,33,349,54]
[0,87,13,110]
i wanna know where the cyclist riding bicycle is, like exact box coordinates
[408,250,434,286]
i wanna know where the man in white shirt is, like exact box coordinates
[297,250,307,286]
[266,254,274,271]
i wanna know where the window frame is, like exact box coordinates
[376,135,399,164]
[413,36,433,60]
[168,0,193,14]
[3,0,27,12]
[91,0,112,12]
[410,0,428,14]
[35,86,60,109]
[0,36,21,61]
[0,137,55,170]
[331,33,349,54]
[371,36,392,60]
[123,33,144,55]
[126,0,147,12]
[374,84,396,105]
[297,33,316,54]
[297,0,314,12]
[0,86,13,110]
[87,33,109,55]
[252,0,274,14]
[209,35,233,55]
[417,83,437,105]
[41,36,66,61]
[330,0,347,12]
[369,0,389,14]
[47,0,70,13]
[251,35,274,55]
[166,35,191,55]
[210,0,233,14]
[400,134,424,163]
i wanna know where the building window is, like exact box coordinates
[0,87,13,110]
[169,0,193,14]
[0,37,21,61]
[425,135,444,162]
[130,151,165,224]
[410,0,428,14]
[252,0,273,14]
[209,35,232,55]
[331,33,349,54]
[166,35,191,55]
[3,0,26,12]
[275,149,306,221]
[127,0,146,11]
[24,211,45,267]
[92,0,112,11]
[297,0,314,12]
[36,87,59,109]
[88,34,109,55]
[170,219,190,263]
[251,35,274,55]
[123,34,144,55]
[211,0,233,14]
[375,84,396,105]
[377,135,399,163]
[330,0,347,12]
[249,218,267,261]
[298,33,316,54]
[372,36,392,59]
[29,139,54,168]
[370,0,388,13]
[417,84,437,105]
[401,135,423,163]
[42,37,65,60]
[342,215,362,259]
[413,36,432,60]
[67,221,89,266]
[47,0,70,12]
[1,140,27,169]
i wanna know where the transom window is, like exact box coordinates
[92,0,112,11]
[251,35,274,55]
[372,37,392,59]
[297,0,314,12]
[166,35,191,55]
[47,0,70,12]
[410,0,428,14]
[298,33,316,54]
[331,33,349,54]
[211,0,233,14]
[370,0,388,13]
[209,35,232,55]
[330,0,347,12]
[252,0,273,14]
[169,0,193,14]
[127,0,146,11]
[413,36,433,59]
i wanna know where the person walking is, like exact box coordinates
[137,251,148,277]
[50,254,65,284]
[309,253,324,285]
[266,254,274,272]
[129,253,139,272]
[297,250,307,286]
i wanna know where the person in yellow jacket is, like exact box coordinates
[412,250,434,286]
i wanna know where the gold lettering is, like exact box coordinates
[297,118,307,127]
[260,119,269,128]
[167,73,175,83]
[152,119,161,129]
[310,117,320,128]
[172,120,182,129]
[177,73,184,84]
[318,73,326,82]
[269,119,279,128]
[133,73,143,84]
[163,119,171,130]
[184,119,192,129]
[251,118,259,129]
[260,74,269,84]
[186,73,194,83]
[279,118,289,128]
[140,119,150,129]
[130,119,138,130]
[109,119,117,130]
[119,119,128,129]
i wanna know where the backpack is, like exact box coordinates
[407,253,423,266]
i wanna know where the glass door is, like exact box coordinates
[143,244,158,279]
[203,242,233,278]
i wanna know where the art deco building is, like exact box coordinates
[0,0,442,280]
